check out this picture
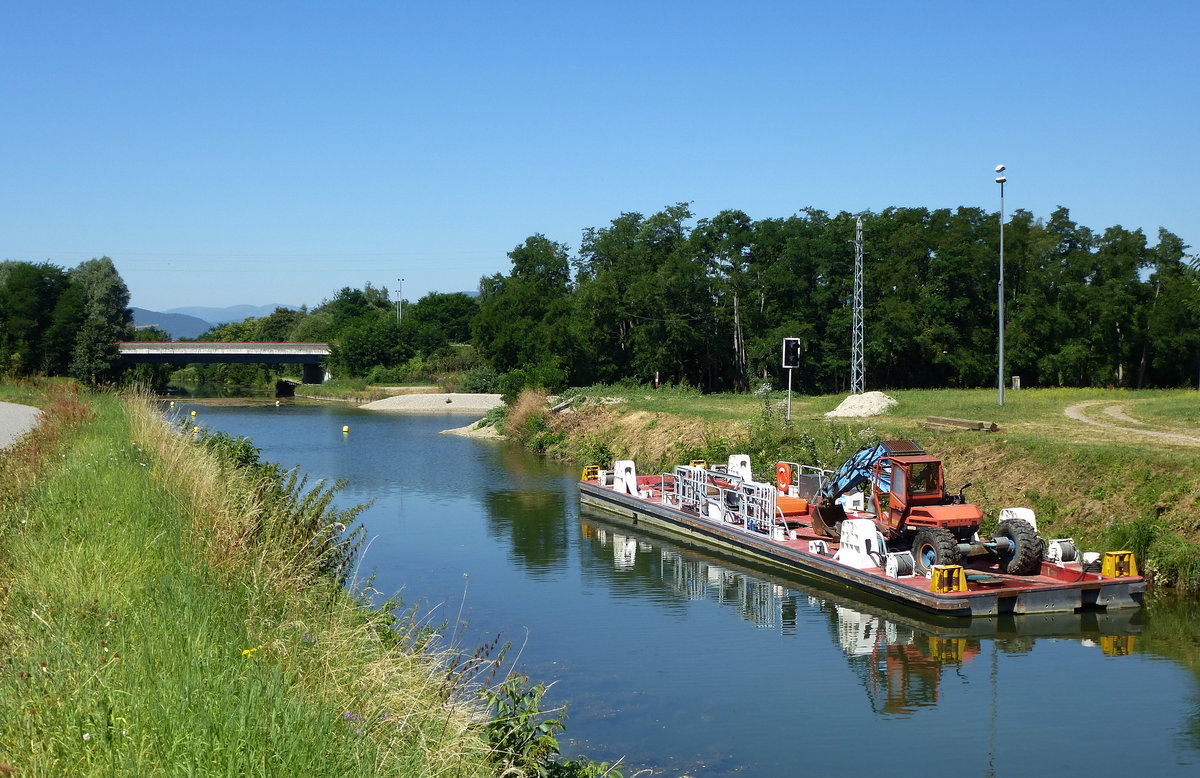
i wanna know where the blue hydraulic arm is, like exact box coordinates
[819,443,894,503]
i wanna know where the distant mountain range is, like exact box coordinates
[131,304,298,340]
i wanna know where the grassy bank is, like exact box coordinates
[505,385,1200,590]
[291,378,395,403]
[0,382,623,776]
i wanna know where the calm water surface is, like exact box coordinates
[179,401,1200,777]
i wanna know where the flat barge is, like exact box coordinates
[579,455,1145,618]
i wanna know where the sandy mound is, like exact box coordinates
[441,420,504,439]
[360,393,503,412]
[824,391,897,418]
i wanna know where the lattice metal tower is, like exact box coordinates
[850,215,865,394]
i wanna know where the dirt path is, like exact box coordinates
[0,401,41,451]
[1063,400,1200,446]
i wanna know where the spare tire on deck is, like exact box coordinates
[993,519,1043,575]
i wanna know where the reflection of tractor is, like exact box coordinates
[830,603,980,716]
[811,440,1042,575]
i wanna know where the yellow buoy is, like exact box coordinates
[192,426,199,434]
[190,410,197,417]
[169,401,175,407]
[342,425,350,433]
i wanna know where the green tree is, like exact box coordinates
[407,292,478,344]
[68,257,133,385]
[473,235,574,390]
[254,307,306,342]
[0,261,72,375]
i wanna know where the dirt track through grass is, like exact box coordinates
[1064,401,1200,446]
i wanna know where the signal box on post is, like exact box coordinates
[782,337,801,369]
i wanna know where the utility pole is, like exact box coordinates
[995,166,1006,406]
[851,215,865,394]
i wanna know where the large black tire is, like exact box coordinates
[910,528,961,575]
[993,519,1042,575]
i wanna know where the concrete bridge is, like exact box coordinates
[119,342,331,383]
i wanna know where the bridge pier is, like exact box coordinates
[301,363,326,384]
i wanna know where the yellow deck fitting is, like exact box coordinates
[929,636,967,663]
[1101,550,1138,578]
[581,465,600,481]
[1100,635,1136,657]
[930,564,968,593]
[689,460,708,469]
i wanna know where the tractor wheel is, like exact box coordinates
[993,519,1043,575]
[911,528,961,575]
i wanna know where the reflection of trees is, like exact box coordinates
[1134,594,1200,750]
[482,488,567,577]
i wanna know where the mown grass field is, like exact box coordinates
[524,385,1200,588]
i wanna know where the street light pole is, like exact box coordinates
[396,277,405,324]
[995,165,1006,406]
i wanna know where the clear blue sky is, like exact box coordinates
[2,1,1196,312]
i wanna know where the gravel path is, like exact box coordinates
[1063,400,1200,446]
[359,393,503,413]
[0,401,41,451]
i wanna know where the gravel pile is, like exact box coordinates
[824,391,897,418]
[360,393,504,413]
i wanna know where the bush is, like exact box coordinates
[461,365,499,393]
[365,365,409,385]
[498,369,531,404]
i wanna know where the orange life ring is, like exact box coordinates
[775,462,792,492]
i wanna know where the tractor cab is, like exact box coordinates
[872,455,982,538]
[871,455,947,531]
[816,439,983,542]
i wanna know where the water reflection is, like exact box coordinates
[579,506,1144,720]
[482,488,568,577]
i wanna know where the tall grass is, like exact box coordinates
[0,387,497,775]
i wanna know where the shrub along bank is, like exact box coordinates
[0,382,625,777]
[502,386,1200,591]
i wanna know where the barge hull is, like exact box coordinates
[579,482,1144,618]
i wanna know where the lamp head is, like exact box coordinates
[995,164,1006,173]
[995,175,1007,184]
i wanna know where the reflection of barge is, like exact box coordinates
[578,455,1145,617]
[580,506,1141,713]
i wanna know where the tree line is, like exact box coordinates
[0,257,134,384]
[473,204,1199,393]
[3,203,1196,393]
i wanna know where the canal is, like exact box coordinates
[179,400,1200,776]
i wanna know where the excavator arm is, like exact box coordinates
[820,442,894,503]
[812,440,927,539]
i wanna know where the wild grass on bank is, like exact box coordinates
[292,378,391,403]
[0,387,497,775]
[1,384,632,776]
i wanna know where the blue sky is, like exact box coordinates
[2,1,1196,312]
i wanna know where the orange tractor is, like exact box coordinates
[810,440,1042,575]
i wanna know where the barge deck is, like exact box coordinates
[579,462,1144,617]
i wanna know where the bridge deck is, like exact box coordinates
[118,342,330,365]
